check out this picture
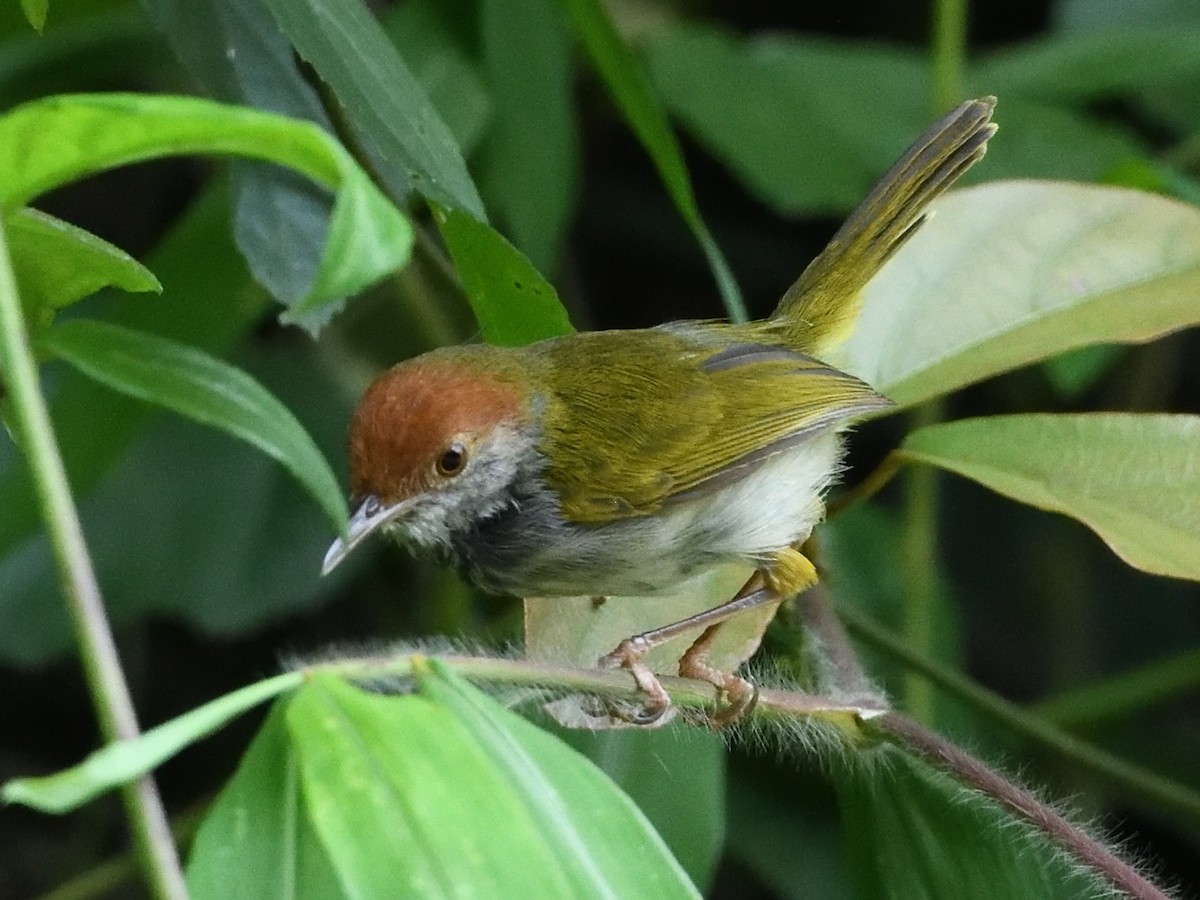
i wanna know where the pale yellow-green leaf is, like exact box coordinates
[901,414,1200,582]
[836,181,1200,409]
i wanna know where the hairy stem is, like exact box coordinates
[0,221,186,897]
[901,402,942,722]
[876,712,1170,900]
[839,603,1200,826]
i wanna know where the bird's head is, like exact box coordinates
[321,348,536,575]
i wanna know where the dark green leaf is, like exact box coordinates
[835,182,1200,409]
[0,92,412,322]
[2,672,299,813]
[901,414,1200,582]
[563,0,745,321]
[1043,344,1124,397]
[187,703,349,900]
[143,0,336,319]
[7,207,160,330]
[379,0,492,156]
[435,205,574,345]
[0,182,267,604]
[287,670,699,898]
[839,747,1110,899]
[643,24,928,215]
[974,27,1200,102]
[260,0,485,218]
[478,0,577,272]
[37,319,347,532]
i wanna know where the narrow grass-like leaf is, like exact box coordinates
[8,207,160,330]
[187,703,349,900]
[435,205,574,345]
[287,671,698,898]
[37,320,347,532]
[835,181,1200,409]
[562,0,745,321]
[901,414,1200,581]
[2,672,300,813]
[0,92,412,319]
[261,0,485,218]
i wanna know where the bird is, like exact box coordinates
[322,97,998,724]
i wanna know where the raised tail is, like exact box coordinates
[772,96,997,356]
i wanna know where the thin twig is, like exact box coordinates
[0,221,186,897]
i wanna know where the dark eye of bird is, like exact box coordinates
[436,442,467,477]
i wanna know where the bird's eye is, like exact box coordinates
[436,442,468,477]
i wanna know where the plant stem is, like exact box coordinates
[0,223,186,896]
[931,0,968,112]
[839,603,1200,827]
[875,712,1170,900]
[901,401,942,722]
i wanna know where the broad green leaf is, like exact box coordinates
[261,0,485,218]
[0,92,412,320]
[835,181,1200,409]
[901,414,1200,582]
[558,727,725,890]
[643,24,929,215]
[187,703,348,900]
[562,0,745,322]
[7,207,160,330]
[435,205,574,345]
[974,27,1200,102]
[288,671,699,898]
[479,0,577,272]
[37,319,347,532]
[839,746,1110,899]
[143,0,336,321]
[20,0,47,32]
[2,672,299,813]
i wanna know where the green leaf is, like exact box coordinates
[557,727,725,890]
[2,672,299,813]
[478,0,577,272]
[435,205,574,345]
[839,746,1110,899]
[37,319,347,533]
[187,704,349,900]
[1043,344,1124,397]
[260,0,485,218]
[288,670,699,898]
[143,0,336,318]
[0,92,412,323]
[0,340,357,663]
[901,414,1200,582]
[834,181,1200,409]
[19,0,47,32]
[7,207,160,330]
[974,27,1200,102]
[562,0,745,322]
[379,0,492,154]
[0,182,268,609]
[643,24,928,216]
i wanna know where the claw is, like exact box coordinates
[598,636,673,725]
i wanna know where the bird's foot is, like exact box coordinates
[678,624,759,728]
[598,636,672,726]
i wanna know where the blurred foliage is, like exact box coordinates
[1,0,1198,898]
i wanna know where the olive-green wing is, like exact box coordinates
[536,330,888,523]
